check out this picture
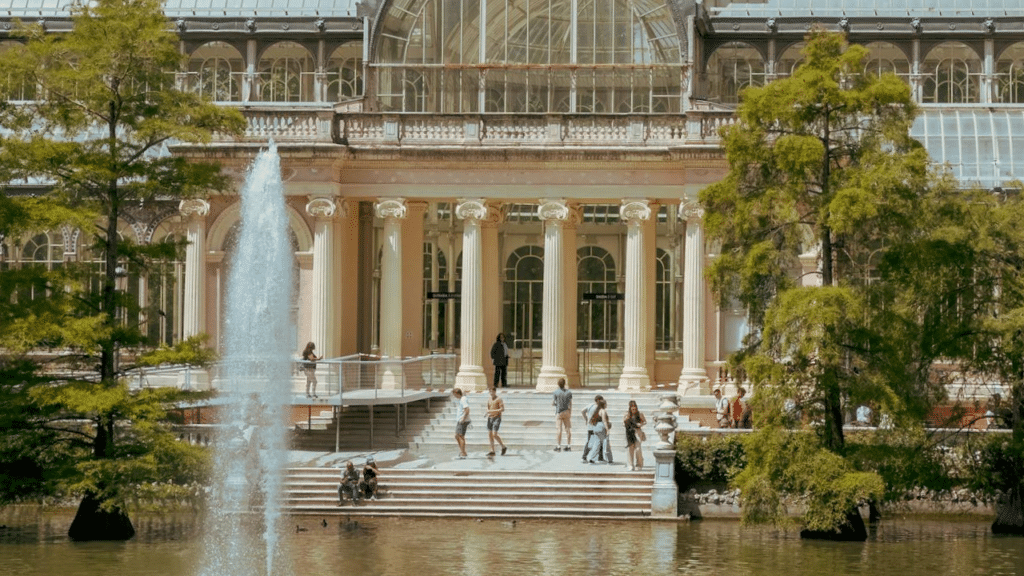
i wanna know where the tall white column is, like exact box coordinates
[306,197,340,357]
[376,198,406,389]
[618,200,652,391]
[678,202,709,395]
[179,199,209,339]
[455,199,489,392]
[537,199,572,392]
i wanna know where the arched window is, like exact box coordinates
[577,246,618,349]
[704,42,765,104]
[374,0,681,113]
[187,42,243,102]
[995,42,1024,104]
[326,43,364,101]
[922,42,981,104]
[11,232,63,301]
[863,41,911,82]
[422,242,450,350]
[79,223,138,325]
[655,248,673,351]
[504,246,545,351]
[256,42,315,102]
[776,42,806,79]
[146,226,184,346]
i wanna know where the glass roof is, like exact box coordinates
[911,109,1024,190]
[0,0,361,18]
[708,0,1024,18]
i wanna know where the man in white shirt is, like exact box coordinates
[453,388,470,459]
[713,389,731,429]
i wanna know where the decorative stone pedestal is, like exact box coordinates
[651,392,680,517]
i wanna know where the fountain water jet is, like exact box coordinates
[198,142,294,576]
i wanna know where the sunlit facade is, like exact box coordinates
[4,0,1024,394]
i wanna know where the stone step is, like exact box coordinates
[283,467,655,518]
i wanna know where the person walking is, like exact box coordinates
[552,378,573,451]
[490,333,510,388]
[623,400,647,471]
[585,397,611,464]
[580,394,604,463]
[301,341,321,398]
[485,387,507,456]
[731,387,750,429]
[713,388,731,429]
[452,388,470,459]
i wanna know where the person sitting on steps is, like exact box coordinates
[338,460,360,505]
[360,457,379,500]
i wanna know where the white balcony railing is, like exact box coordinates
[336,111,738,148]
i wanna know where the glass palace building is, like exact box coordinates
[4,0,1024,393]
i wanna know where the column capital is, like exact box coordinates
[538,199,582,228]
[456,199,504,226]
[179,199,210,219]
[456,198,488,222]
[375,197,407,220]
[305,196,345,219]
[538,198,571,222]
[681,201,705,222]
[620,199,652,225]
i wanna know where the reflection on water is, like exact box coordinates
[1,509,1022,576]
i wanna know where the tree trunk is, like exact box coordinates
[67,493,135,541]
[992,487,1024,536]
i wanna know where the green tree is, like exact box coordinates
[942,191,1024,534]
[700,30,961,536]
[0,0,243,539]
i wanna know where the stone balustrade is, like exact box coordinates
[335,111,738,148]
[204,107,739,148]
[205,107,739,147]
[214,106,336,143]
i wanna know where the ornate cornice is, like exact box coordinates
[620,199,652,225]
[374,198,407,220]
[179,199,211,219]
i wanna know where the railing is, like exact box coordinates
[126,364,200,390]
[210,105,336,143]
[298,353,458,401]
[336,111,739,148]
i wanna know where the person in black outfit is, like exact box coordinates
[360,457,379,500]
[489,333,510,388]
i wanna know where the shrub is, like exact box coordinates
[674,433,746,488]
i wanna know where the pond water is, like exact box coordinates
[1,509,1021,576]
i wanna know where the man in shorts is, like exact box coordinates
[580,394,604,462]
[485,387,507,456]
[453,387,470,459]
[552,378,572,451]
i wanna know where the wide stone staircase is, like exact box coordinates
[411,389,702,451]
[284,389,699,519]
[284,467,656,518]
